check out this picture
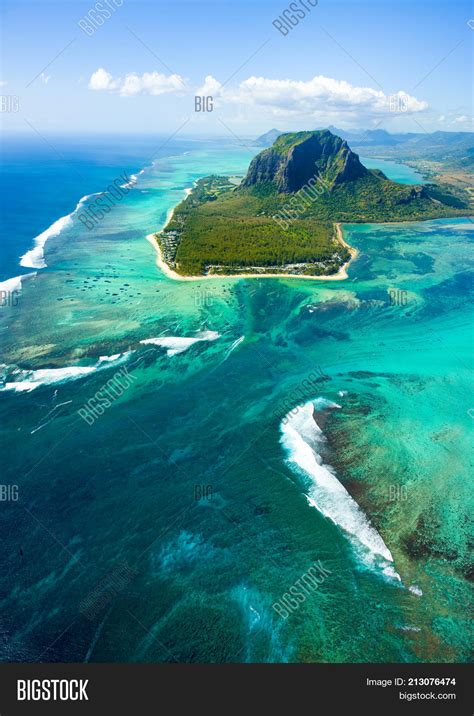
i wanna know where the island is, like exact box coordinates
[149,130,472,280]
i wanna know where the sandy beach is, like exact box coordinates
[146,186,358,282]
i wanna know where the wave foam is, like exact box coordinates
[140,330,220,356]
[20,214,73,269]
[0,352,131,393]
[18,159,149,271]
[120,168,145,189]
[0,272,36,306]
[280,400,401,581]
[19,192,99,270]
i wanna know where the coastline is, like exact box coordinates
[146,186,359,282]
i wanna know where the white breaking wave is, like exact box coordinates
[0,275,25,294]
[20,214,73,269]
[280,400,401,582]
[17,159,148,271]
[98,353,122,363]
[120,168,146,189]
[140,330,220,356]
[18,192,100,270]
[0,272,36,306]
[0,352,132,393]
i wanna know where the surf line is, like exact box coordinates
[280,399,402,584]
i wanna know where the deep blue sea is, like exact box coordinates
[0,134,202,281]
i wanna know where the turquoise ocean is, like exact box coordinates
[0,135,472,662]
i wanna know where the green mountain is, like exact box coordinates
[155,130,472,277]
[243,130,368,192]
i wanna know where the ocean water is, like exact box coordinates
[0,136,472,663]
[359,156,426,184]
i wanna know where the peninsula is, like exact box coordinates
[150,130,471,279]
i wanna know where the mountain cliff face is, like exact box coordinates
[241,130,368,193]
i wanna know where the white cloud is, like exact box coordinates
[88,68,186,96]
[0,80,7,87]
[453,115,471,124]
[87,68,430,126]
[89,68,115,91]
[40,72,51,85]
[196,74,222,97]
[197,74,428,123]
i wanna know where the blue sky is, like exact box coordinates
[1,0,472,135]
